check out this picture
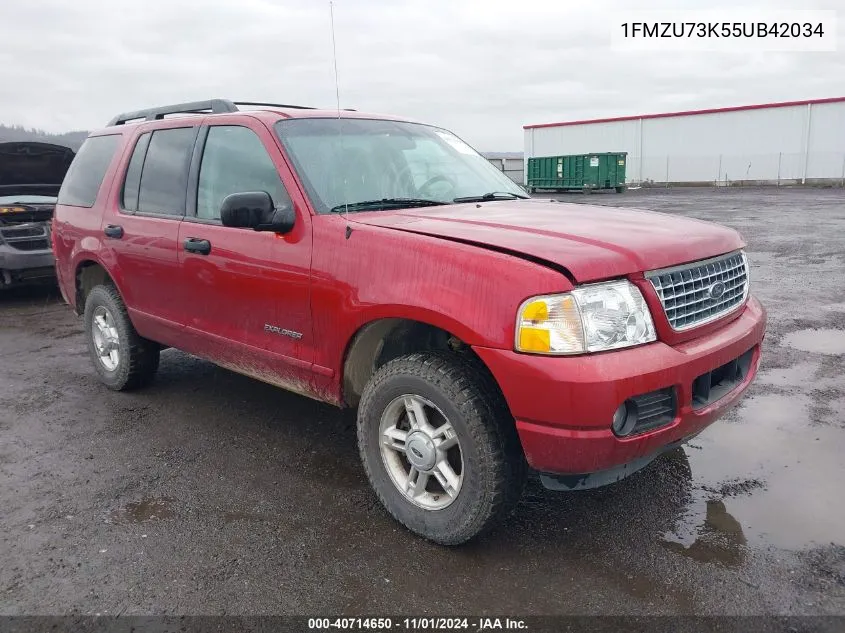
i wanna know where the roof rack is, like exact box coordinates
[234,101,316,110]
[107,99,334,126]
[108,99,238,126]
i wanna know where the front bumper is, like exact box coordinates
[473,296,766,479]
[0,246,55,287]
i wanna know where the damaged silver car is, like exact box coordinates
[0,142,75,288]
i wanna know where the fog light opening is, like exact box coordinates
[611,401,638,437]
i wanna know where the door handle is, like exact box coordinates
[184,237,211,255]
[103,224,124,239]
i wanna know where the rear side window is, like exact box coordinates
[121,132,151,212]
[57,135,120,207]
[137,127,196,216]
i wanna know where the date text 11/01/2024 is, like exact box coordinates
[308,618,527,630]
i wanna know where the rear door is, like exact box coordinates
[175,116,314,387]
[105,124,199,344]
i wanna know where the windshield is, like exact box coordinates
[275,118,526,214]
[0,195,57,204]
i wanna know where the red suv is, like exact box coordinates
[52,99,766,544]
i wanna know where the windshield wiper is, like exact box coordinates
[329,198,447,214]
[452,191,529,203]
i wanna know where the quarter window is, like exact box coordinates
[57,135,120,208]
[197,126,290,221]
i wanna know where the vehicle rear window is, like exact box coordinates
[121,132,151,212]
[137,127,196,216]
[57,135,120,208]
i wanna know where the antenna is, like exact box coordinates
[330,1,341,117]
[329,1,351,238]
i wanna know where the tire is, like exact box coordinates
[83,284,160,391]
[615,186,626,194]
[357,351,525,545]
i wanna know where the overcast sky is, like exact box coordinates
[1,0,843,150]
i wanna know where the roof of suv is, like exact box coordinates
[101,99,415,132]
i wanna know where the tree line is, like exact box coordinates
[0,124,89,151]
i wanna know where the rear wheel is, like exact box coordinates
[357,351,525,545]
[615,185,626,193]
[84,284,160,391]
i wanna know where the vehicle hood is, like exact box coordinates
[352,199,744,282]
[0,142,76,197]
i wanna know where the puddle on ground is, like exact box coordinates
[753,362,844,421]
[111,497,175,524]
[781,329,845,355]
[662,392,845,555]
[662,499,748,566]
[754,361,818,389]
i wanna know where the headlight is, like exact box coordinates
[516,280,656,355]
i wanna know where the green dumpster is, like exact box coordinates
[527,152,627,193]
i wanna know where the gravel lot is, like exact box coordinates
[1,187,843,617]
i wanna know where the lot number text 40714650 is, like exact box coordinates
[308,617,528,630]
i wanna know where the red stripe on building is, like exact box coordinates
[523,96,845,130]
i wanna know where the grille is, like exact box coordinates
[7,238,50,251]
[647,251,748,331]
[693,348,755,410]
[0,224,51,252]
[1,226,44,239]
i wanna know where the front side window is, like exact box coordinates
[196,126,290,221]
[275,118,526,214]
[57,135,120,208]
[137,127,196,216]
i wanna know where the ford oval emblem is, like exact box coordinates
[707,281,726,300]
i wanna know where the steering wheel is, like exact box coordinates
[391,164,457,199]
[416,174,457,197]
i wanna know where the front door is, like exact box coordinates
[176,119,314,392]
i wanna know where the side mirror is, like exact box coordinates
[257,204,296,234]
[219,191,296,234]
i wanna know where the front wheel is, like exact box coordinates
[357,352,525,545]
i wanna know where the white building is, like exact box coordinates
[483,152,525,185]
[524,97,845,186]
